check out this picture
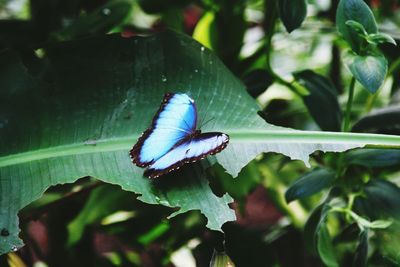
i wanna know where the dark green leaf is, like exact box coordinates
[278,0,307,33]
[346,149,400,168]
[352,106,400,134]
[347,54,387,93]
[242,69,273,98]
[364,179,400,219]
[161,8,184,32]
[213,5,246,66]
[138,0,191,14]
[54,0,132,40]
[317,223,339,267]
[352,229,368,267]
[304,205,324,253]
[336,0,378,52]
[304,203,331,253]
[294,70,342,131]
[285,168,336,203]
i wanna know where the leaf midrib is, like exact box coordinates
[1,130,400,168]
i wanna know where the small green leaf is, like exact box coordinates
[369,220,393,229]
[347,54,387,93]
[345,20,368,37]
[278,0,307,33]
[366,33,397,46]
[346,149,400,168]
[336,0,378,52]
[348,210,391,229]
[138,222,170,245]
[352,229,368,267]
[192,12,217,50]
[317,224,339,267]
[285,168,336,203]
[294,70,342,131]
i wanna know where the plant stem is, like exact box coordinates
[343,77,356,132]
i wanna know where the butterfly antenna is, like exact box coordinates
[199,116,215,129]
[198,100,211,129]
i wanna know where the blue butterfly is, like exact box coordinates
[130,93,229,178]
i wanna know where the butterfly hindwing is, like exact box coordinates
[130,93,198,167]
[144,132,229,178]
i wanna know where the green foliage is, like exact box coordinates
[3,30,399,255]
[1,0,400,266]
[336,0,396,94]
[336,0,378,52]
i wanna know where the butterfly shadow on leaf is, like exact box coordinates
[149,161,213,198]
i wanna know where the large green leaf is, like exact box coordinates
[1,31,400,255]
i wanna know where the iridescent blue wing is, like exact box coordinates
[130,93,197,167]
[144,132,229,178]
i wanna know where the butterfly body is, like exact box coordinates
[130,93,229,178]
